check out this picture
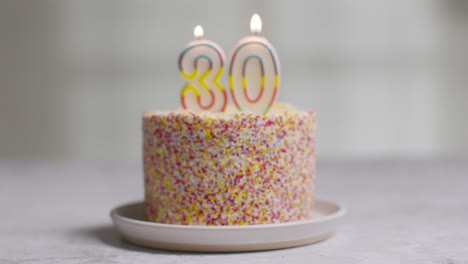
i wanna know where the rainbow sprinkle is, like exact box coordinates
[143,103,317,225]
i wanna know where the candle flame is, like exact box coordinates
[194,25,204,39]
[250,14,262,34]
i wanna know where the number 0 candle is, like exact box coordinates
[228,14,280,114]
[179,25,227,112]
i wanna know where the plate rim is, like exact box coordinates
[111,199,346,230]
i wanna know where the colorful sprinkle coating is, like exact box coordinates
[143,103,317,225]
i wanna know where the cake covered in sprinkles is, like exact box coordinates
[143,102,317,225]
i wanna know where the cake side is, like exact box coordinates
[143,102,317,225]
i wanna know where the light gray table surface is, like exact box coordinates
[0,159,467,264]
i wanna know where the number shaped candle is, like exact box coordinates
[228,14,280,114]
[179,25,227,112]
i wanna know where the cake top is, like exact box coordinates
[144,102,314,120]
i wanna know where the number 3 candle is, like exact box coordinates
[179,25,227,112]
[228,14,280,114]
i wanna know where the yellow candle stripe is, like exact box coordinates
[180,68,198,80]
[274,75,279,88]
[228,75,234,91]
[181,84,200,97]
[199,69,212,92]
[181,67,225,97]
[214,67,225,91]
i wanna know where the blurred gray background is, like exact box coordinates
[0,0,467,162]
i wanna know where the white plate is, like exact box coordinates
[111,199,345,252]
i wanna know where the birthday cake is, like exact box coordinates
[143,103,316,225]
[143,14,317,226]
